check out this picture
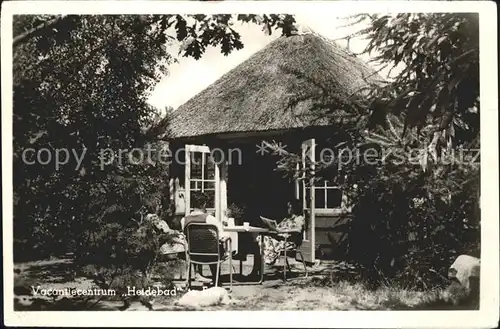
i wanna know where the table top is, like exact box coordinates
[224,226,269,233]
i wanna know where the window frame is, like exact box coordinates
[185,144,219,216]
[305,141,346,215]
[303,186,344,215]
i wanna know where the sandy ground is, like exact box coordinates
[13,256,462,311]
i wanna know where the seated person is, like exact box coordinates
[146,213,187,257]
[255,198,305,266]
[181,195,230,285]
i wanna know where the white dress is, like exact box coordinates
[146,214,187,255]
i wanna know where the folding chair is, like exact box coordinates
[275,231,308,281]
[184,223,233,289]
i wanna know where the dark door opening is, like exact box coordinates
[226,141,295,257]
[227,143,294,225]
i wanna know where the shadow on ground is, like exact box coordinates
[13,257,476,311]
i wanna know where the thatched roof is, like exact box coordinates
[167,32,382,139]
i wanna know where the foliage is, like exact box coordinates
[227,203,246,224]
[78,214,176,309]
[345,14,480,287]
[271,13,480,288]
[13,13,297,293]
[344,136,480,288]
[190,190,213,209]
[14,15,169,260]
[353,13,479,142]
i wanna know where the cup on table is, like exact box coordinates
[243,222,250,229]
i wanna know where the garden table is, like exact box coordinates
[224,226,269,284]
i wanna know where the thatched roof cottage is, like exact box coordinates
[167,31,380,263]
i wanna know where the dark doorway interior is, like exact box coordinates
[228,142,294,225]
[227,141,294,255]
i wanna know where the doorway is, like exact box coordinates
[227,143,294,226]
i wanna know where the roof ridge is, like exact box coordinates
[293,24,322,37]
[293,26,355,55]
[304,30,370,67]
[292,24,329,39]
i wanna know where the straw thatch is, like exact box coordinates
[167,32,382,139]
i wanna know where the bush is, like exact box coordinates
[344,151,480,288]
[77,208,178,308]
[274,121,480,289]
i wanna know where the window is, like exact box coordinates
[303,180,342,211]
[313,179,342,210]
[300,140,344,214]
[189,152,216,210]
[185,145,218,214]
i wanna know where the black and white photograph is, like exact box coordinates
[2,1,498,327]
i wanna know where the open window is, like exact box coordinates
[184,144,220,218]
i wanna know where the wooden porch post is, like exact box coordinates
[219,157,228,222]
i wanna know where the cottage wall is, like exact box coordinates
[315,213,354,260]
[168,129,358,262]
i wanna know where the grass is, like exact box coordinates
[213,278,466,311]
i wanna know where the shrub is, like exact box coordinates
[273,121,480,289]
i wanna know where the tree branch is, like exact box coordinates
[13,15,74,47]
